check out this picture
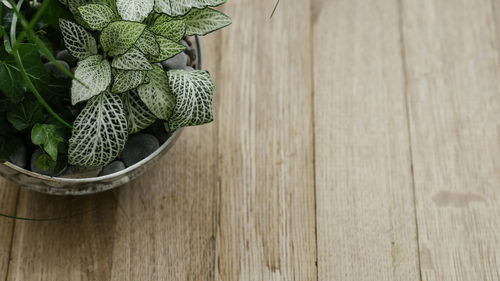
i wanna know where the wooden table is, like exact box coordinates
[1,0,499,280]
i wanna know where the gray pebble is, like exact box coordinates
[30,148,56,176]
[99,161,126,176]
[60,165,102,178]
[180,40,190,48]
[56,50,77,67]
[121,134,160,167]
[184,66,195,72]
[161,52,188,70]
[44,60,70,79]
[9,142,28,169]
[144,120,172,143]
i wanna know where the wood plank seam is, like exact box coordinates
[3,189,19,281]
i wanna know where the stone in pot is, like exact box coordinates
[121,134,160,167]
[99,161,126,176]
[161,52,188,70]
[44,60,71,79]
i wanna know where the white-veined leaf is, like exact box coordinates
[154,0,225,16]
[100,21,146,56]
[116,0,154,22]
[59,19,98,59]
[112,48,153,70]
[111,69,147,93]
[68,91,129,167]
[150,17,186,42]
[137,65,175,120]
[78,4,117,31]
[72,55,112,104]
[123,91,157,133]
[135,29,160,56]
[165,69,214,130]
[147,35,186,62]
[184,8,231,36]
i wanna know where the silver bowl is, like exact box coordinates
[0,37,201,196]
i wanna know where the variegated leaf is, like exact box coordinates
[72,55,112,104]
[154,0,225,16]
[137,65,175,120]
[123,91,157,134]
[184,8,231,36]
[78,4,117,31]
[150,17,186,42]
[112,48,153,70]
[135,29,160,56]
[69,91,129,167]
[147,35,186,62]
[165,69,214,130]
[59,19,98,59]
[116,0,154,22]
[100,21,146,56]
[111,69,147,93]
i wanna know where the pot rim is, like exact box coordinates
[1,36,201,185]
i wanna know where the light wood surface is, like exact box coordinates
[1,0,499,280]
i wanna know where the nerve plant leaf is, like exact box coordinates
[147,36,186,62]
[68,91,129,167]
[137,65,175,120]
[112,48,153,71]
[72,55,112,105]
[111,69,147,93]
[59,19,98,59]
[123,91,157,134]
[31,124,65,161]
[154,0,226,17]
[100,21,146,56]
[135,29,160,56]
[150,16,186,42]
[165,69,214,131]
[78,4,117,31]
[116,0,154,22]
[184,8,231,36]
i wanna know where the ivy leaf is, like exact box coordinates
[154,0,226,16]
[31,123,65,161]
[68,91,129,167]
[72,55,112,105]
[123,91,157,134]
[78,4,117,31]
[100,21,146,56]
[135,29,160,56]
[137,65,175,120]
[59,19,98,59]
[6,99,45,131]
[116,0,154,22]
[111,69,147,93]
[112,48,153,71]
[35,153,57,171]
[0,44,50,102]
[150,17,186,42]
[147,35,186,62]
[165,69,214,131]
[183,8,231,36]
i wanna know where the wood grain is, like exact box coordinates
[312,0,420,280]
[0,182,18,281]
[401,0,500,280]
[214,0,317,280]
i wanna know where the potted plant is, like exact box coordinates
[0,0,231,195]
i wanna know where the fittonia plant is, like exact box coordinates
[57,0,231,167]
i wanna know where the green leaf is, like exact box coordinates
[165,69,214,131]
[154,0,226,16]
[0,44,50,101]
[135,29,160,56]
[112,48,153,70]
[137,65,175,120]
[72,55,112,104]
[31,123,65,161]
[59,19,98,59]
[100,21,146,56]
[42,0,73,29]
[78,4,117,31]
[6,99,45,131]
[147,35,185,62]
[35,153,56,171]
[116,0,154,22]
[150,17,186,42]
[123,91,157,134]
[111,69,147,93]
[0,26,4,38]
[69,91,129,167]
[183,8,231,36]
